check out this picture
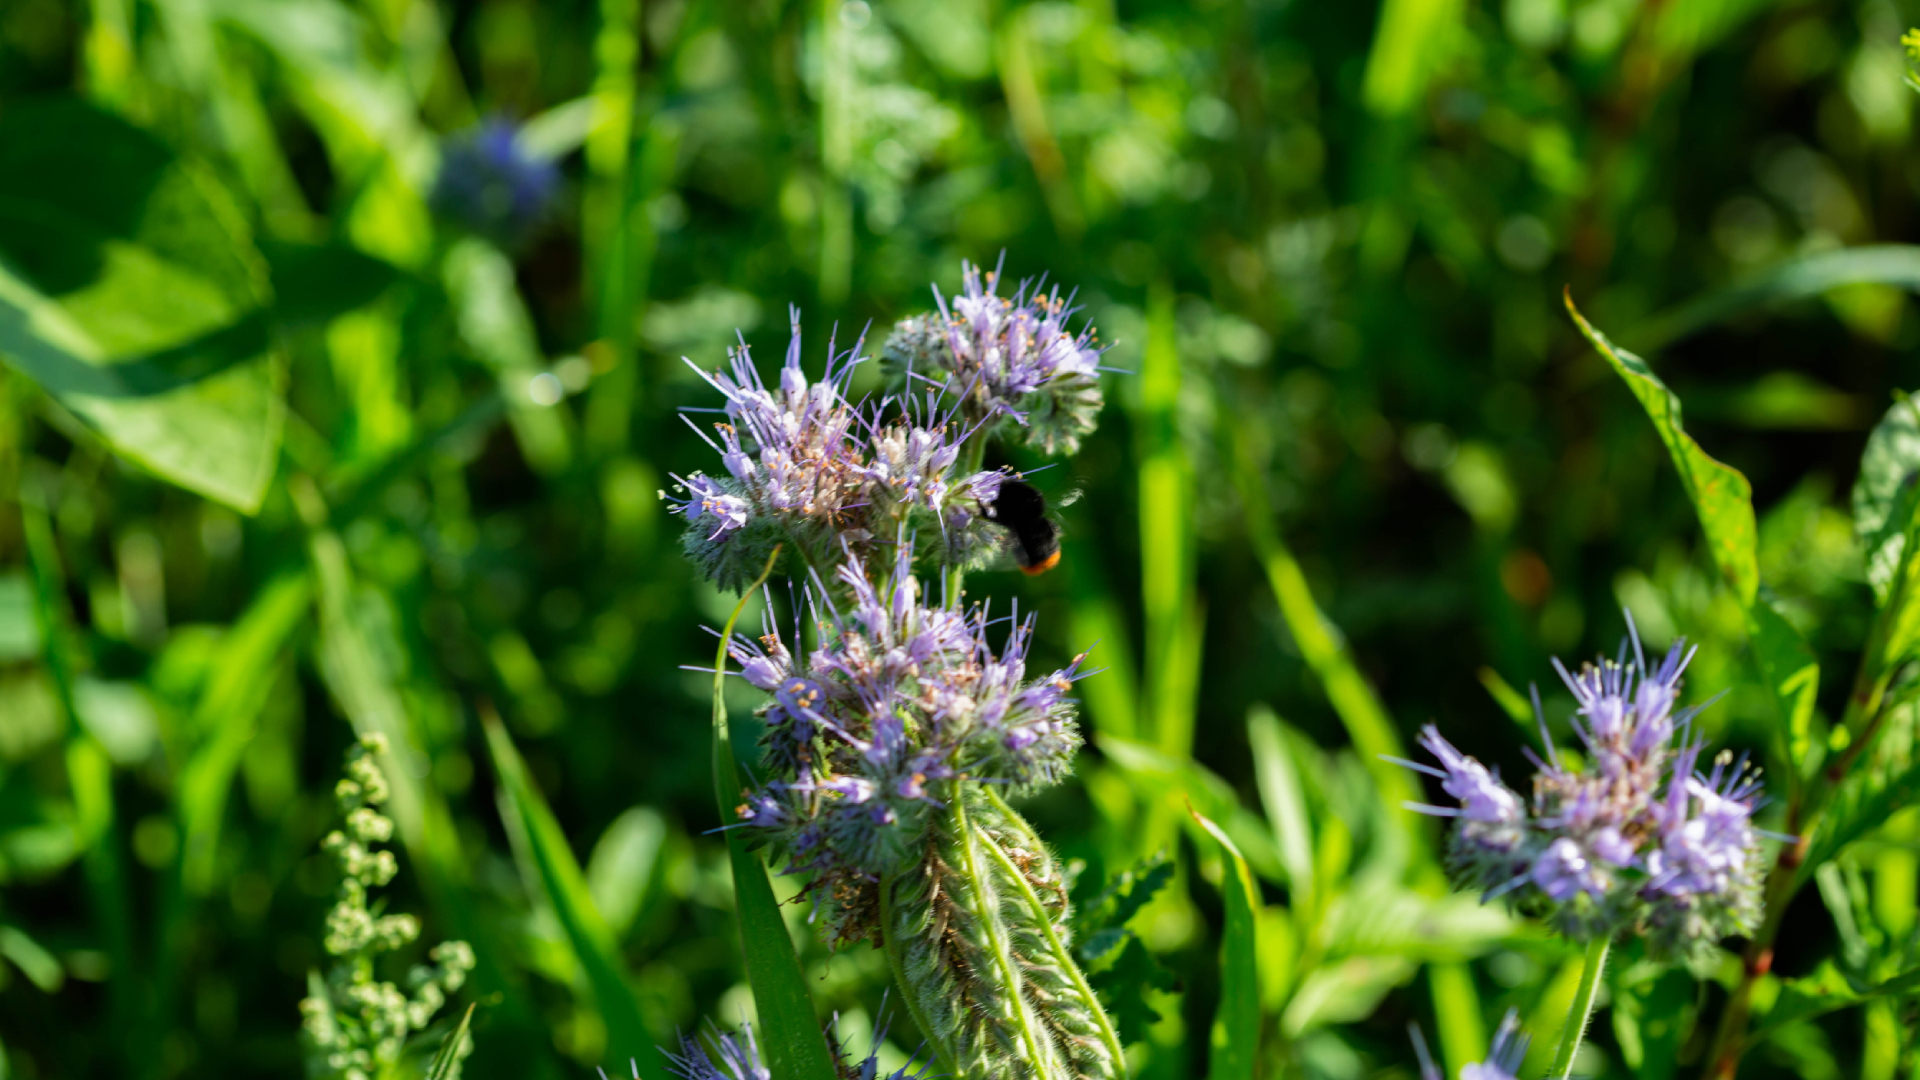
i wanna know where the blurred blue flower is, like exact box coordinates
[431,118,560,243]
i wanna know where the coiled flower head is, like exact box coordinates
[1401,619,1772,958]
[726,546,1089,945]
[883,259,1105,457]
[669,313,1008,590]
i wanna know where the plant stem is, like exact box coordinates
[979,789,1130,1076]
[876,871,960,1079]
[1550,935,1610,1080]
[951,789,1054,1074]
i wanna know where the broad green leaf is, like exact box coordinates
[1071,852,1175,961]
[1320,887,1517,961]
[1568,296,1820,763]
[1192,807,1260,1080]
[259,240,404,325]
[0,99,284,512]
[1853,400,1920,605]
[1637,245,1920,352]
[1086,933,1175,1047]
[483,714,651,1063]
[710,551,839,1080]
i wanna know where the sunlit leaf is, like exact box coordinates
[1568,295,1819,765]
[1191,806,1260,1080]
[1853,400,1920,605]
[0,99,284,512]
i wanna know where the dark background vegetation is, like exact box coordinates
[0,0,1915,1076]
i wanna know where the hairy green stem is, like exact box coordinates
[878,871,961,1079]
[952,790,1055,1072]
[980,789,1129,1075]
[1551,935,1610,1079]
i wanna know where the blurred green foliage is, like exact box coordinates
[2,0,1920,1077]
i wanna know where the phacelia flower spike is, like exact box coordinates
[669,312,1009,589]
[1400,616,1774,958]
[430,118,560,244]
[883,259,1106,457]
[726,546,1087,940]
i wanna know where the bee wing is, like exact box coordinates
[1053,486,1085,509]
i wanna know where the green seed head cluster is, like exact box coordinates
[300,735,475,1080]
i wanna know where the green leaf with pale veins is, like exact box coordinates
[0,99,284,512]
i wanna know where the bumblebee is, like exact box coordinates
[982,479,1062,575]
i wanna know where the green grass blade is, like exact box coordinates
[1426,960,1487,1076]
[581,0,640,455]
[22,489,137,1055]
[1136,281,1200,760]
[176,571,311,893]
[1190,805,1260,1080]
[483,711,651,1064]
[425,1002,477,1080]
[711,549,838,1080]
[1636,244,1920,352]
[1362,0,1465,116]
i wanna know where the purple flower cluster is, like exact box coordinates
[726,547,1089,944]
[606,1016,930,1080]
[668,313,1010,588]
[430,119,559,244]
[1403,622,1770,957]
[883,260,1106,456]
[1412,1010,1528,1080]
